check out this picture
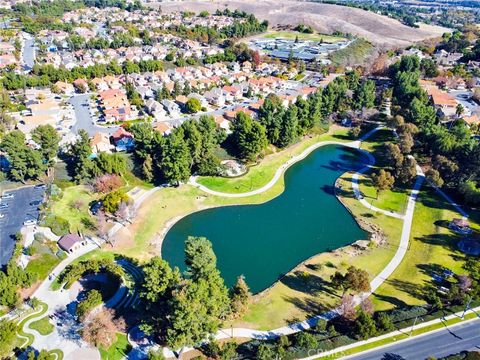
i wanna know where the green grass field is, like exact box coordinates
[262,30,346,43]
[50,185,99,235]
[28,316,54,335]
[99,333,132,360]
[371,187,480,311]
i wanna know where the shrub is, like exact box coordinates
[102,189,130,214]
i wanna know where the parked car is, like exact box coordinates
[30,200,42,207]
[0,203,8,209]
[0,213,4,219]
[23,218,37,226]
[1,193,14,199]
[34,184,46,189]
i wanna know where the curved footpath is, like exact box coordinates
[160,128,426,358]
[189,128,380,198]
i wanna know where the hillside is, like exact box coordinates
[148,0,448,48]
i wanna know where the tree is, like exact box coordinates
[158,129,192,185]
[456,103,464,118]
[425,168,444,188]
[361,297,374,315]
[81,307,123,348]
[258,94,284,144]
[102,189,129,214]
[77,289,102,319]
[231,112,268,161]
[385,143,404,169]
[277,104,299,148]
[371,169,395,197]
[332,266,370,293]
[165,237,229,349]
[0,319,18,359]
[140,256,180,304]
[31,124,60,166]
[69,129,94,182]
[354,80,376,109]
[338,293,357,321]
[399,132,414,154]
[96,210,108,240]
[396,156,417,185]
[229,275,251,318]
[376,313,395,332]
[294,331,318,349]
[93,174,123,193]
[387,115,405,129]
[185,97,202,114]
[315,318,328,333]
[356,310,377,339]
[0,130,46,182]
[349,126,361,139]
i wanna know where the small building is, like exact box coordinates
[111,127,134,152]
[58,233,86,254]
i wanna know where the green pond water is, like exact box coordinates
[162,145,369,293]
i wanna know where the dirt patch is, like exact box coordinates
[150,0,449,47]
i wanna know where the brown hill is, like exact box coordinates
[148,0,448,47]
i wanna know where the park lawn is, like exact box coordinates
[26,253,63,282]
[50,185,99,235]
[28,316,54,335]
[99,333,132,360]
[232,171,403,330]
[15,301,48,348]
[357,173,409,214]
[197,127,352,194]
[262,30,346,43]
[371,187,480,311]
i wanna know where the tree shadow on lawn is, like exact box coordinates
[372,293,409,309]
[417,263,446,277]
[282,296,330,322]
[280,270,339,298]
[415,232,462,254]
[383,278,426,302]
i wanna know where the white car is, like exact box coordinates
[0,213,4,219]
[1,193,14,199]
[23,218,37,226]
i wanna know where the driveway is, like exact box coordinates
[0,186,46,266]
[69,94,118,136]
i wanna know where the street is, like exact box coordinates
[69,94,118,136]
[0,186,46,265]
[22,33,35,71]
[345,318,480,360]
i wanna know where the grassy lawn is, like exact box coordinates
[329,38,375,66]
[371,187,480,311]
[28,316,54,335]
[26,253,64,282]
[357,173,409,214]
[262,30,346,43]
[99,333,132,360]
[50,185,99,235]
[197,127,352,194]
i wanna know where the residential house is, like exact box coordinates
[98,89,132,123]
[154,122,172,136]
[90,132,113,154]
[145,99,168,121]
[111,127,134,152]
[161,99,181,118]
[58,233,87,254]
[54,81,75,96]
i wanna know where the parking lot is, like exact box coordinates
[0,186,46,266]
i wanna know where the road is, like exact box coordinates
[69,94,118,136]
[345,317,480,360]
[0,186,45,265]
[22,33,35,71]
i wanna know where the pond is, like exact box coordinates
[162,145,369,293]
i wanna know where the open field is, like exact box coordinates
[261,30,346,43]
[371,187,480,311]
[28,316,54,335]
[151,0,448,47]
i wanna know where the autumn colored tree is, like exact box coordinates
[81,307,125,348]
[93,174,123,193]
[338,293,357,321]
[252,50,261,68]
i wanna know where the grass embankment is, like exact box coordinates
[28,316,54,335]
[50,185,99,235]
[329,38,375,66]
[15,301,48,348]
[197,127,351,194]
[99,333,132,360]
[371,188,480,311]
[262,30,346,43]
